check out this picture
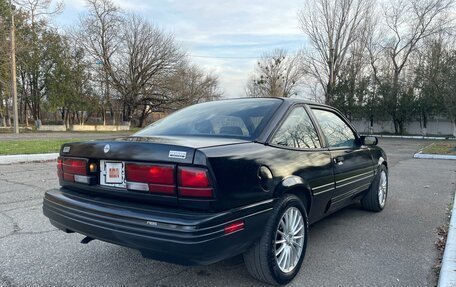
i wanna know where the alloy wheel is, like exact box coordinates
[274,206,305,273]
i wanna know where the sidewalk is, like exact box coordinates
[438,193,456,287]
[371,134,456,140]
[0,153,59,165]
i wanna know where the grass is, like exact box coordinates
[0,138,83,155]
[421,141,456,155]
[0,129,138,134]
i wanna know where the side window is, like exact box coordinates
[271,107,321,149]
[312,109,356,148]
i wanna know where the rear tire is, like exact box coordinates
[243,194,308,285]
[361,165,388,212]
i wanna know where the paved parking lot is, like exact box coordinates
[0,138,455,286]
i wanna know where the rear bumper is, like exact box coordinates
[43,188,274,265]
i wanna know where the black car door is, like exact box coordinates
[268,105,335,222]
[310,107,375,208]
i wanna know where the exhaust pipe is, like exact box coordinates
[80,236,95,244]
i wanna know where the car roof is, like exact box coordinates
[218,97,330,108]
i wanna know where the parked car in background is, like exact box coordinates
[43,98,388,285]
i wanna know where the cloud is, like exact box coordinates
[55,0,306,97]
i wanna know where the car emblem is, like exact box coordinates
[169,150,187,159]
[104,144,110,153]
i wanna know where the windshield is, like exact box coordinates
[134,98,282,140]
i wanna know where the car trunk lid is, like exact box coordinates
[60,135,249,163]
[58,135,250,211]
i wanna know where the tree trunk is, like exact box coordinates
[5,99,11,127]
[0,99,5,127]
[325,48,335,105]
[392,71,400,135]
[122,103,126,123]
[101,106,106,125]
[24,99,29,127]
[1,114,5,127]
[369,114,374,134]
[393,118,399,134]
[421,112,427,136]
[138,104,151,128]
[64,109,69,129]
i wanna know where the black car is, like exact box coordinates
[43,98,388,285]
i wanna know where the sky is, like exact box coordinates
[54,0,307,98]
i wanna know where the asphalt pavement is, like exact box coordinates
[0,138,455,287]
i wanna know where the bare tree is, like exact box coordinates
[74,0,122,125]
[13,0,63,124]
[13,0,63,23]
[135,62,223,126]
[299,0,373,104]
[167,62,222,106]
[74,0,222,127]
[370,0,454,134]
[246,49,303,98]
[0,4,10,127]
[108,14,184,124]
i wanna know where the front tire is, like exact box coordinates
[361,165,388,212]
[243,194,308,285]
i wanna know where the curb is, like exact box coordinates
[369,134,456,140]
[413,152,456,160]
[439,193,456,287]
[0,153,59,165]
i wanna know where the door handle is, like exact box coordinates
[334,156,344,165]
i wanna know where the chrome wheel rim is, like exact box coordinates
[274,206,305,273]
[378,170,387,207]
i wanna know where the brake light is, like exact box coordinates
[60,157,93,184]
[63,158,87,175]
[125,164,175,195]
[178,167,213,198]
[126,164,174,184]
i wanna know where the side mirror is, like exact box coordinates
[361,136,378,146]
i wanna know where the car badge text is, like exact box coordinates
[169,150,187,159]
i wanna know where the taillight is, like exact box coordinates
[125,164,175,195]
[63,158,87,175]
[57,157,63,180]
[60,157,93,184]
[178,167,213,198]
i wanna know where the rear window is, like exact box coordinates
[135,98,282,140]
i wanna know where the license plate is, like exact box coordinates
[100,160,126,188]
[106,162,123,183]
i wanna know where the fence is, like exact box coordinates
[351,119,455,136]
[37,125,130,132]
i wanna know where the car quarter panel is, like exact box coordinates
[199,142,334,223]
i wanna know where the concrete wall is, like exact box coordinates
[352,119,455,136]
[38,125,67,132]
[69,125,130,132]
